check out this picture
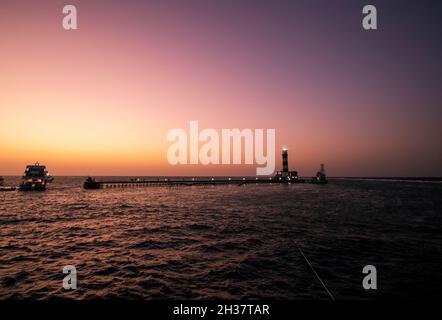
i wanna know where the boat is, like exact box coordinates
[18,163,53,191]
[83,177,101,189]
[311,164,328,184]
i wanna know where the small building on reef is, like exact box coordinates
[312,163,328,184]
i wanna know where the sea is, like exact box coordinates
[0,177,441,299]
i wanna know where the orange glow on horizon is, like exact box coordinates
[1,1,441,177]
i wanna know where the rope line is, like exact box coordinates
[297,246,335,300]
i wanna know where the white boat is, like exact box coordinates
[18,163,53,191]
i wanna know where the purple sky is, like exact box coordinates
[1,0,441,176]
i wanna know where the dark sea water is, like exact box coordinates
[0,177,441,300]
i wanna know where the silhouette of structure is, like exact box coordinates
[312,163,328,184]
[83,148,328,189]
[282,148,289,172]
[18,162,54,191]
[274,148,299,182]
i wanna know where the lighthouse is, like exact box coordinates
[274,148,299,181]
[282,148,289,173]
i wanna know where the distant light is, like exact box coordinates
[282,146,287,151]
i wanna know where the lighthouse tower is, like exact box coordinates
[274,148,299,181]
[282,148,289,173]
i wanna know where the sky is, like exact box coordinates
[1,0,441,176]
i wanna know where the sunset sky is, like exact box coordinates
[1,0,441,176]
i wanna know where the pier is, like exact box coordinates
[83,177,306,189]
[83,150,328,189]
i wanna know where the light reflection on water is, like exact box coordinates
[1,177,441,299]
